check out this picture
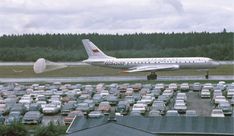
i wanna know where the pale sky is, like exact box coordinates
[0,0,233,35]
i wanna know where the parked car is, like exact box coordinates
[174,102,187,113]
[166,110,179,116]
[218,102,232,115]
[61,103,75,116]
[116,101,130,115]
[227,88,234,98]
[124,96,135,105]
[148,110,161,117]
[152,101,167,115]
[180,83,190,91]
[97,101,111,114]
[0,113,5,124]
[200,89,211,98]
[185,110,198,117]
[22,111,43,124]
[92,94,103,105]
[192,82,202,91]
[29,103,42,111]
[10,103,26,115]
[132,103,146,114]
[106,95,118,105]
[42,104,60,114]
[0,104,10,115]
[64,110,84,125]
[88,111,104,118]
[211,109,225,117]
[5,111,22,125]
[230,96,234,106]
[129,110,143,116]
[76,103,93,114]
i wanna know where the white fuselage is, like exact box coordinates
[83,57,219,71]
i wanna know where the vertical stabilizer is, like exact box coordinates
[82,39,113,59]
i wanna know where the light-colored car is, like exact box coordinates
[176,93,187,101]
[174,102,187,113]
[230,96,234,106]
[192,82,202,91]
[185,110,198,116]
[42,104,60,114]
[148,110,161,117]
[88,111,104,118]
[168,83,178,91]
[211,109,225,117]
[200,89,210,98]
[140,95,155,105]
[203,83,214,90]
[154,83,165,91]
[180,83,190,91]
[166,110,179,116]
[213,96,227,105]
[227,88,234,98]
[132,103,146,114]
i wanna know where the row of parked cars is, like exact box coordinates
[0,81,233,125]
[199,82,234,117]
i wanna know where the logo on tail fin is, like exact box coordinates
[92,49,99,53]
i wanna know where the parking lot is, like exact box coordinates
[0,81,233,126]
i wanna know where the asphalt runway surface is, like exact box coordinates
[0,75,233,83]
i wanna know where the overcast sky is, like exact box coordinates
[0,0,233,35]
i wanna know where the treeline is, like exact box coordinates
[0,32,233,61]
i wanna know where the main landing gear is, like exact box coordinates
[205,71,209,79]
[147,72,157,80]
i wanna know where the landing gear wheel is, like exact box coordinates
[205,71,209,79]
[147,72,157,80]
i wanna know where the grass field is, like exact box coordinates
[0,65,233,78]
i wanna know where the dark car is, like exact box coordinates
[116,101,130,115]
[29,103,42,111]
[61,103,75,116]
[106,95,118,105]
[0,112,5,124]
[5,111,22,125]
[22,111,43,124]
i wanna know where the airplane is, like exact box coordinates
[82,39,220,80]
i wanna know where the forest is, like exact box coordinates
[0,32,233,61]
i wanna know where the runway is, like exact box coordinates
[0,75,233,83]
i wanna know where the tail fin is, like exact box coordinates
[82,39,114,59]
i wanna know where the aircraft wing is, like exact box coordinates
[123,65,180,73]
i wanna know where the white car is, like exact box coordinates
[176,93,187,101]
[192,82,202,91]
[200,89,210,98]
[154,83,165,91]
[227,88,234,98]
[168,83,178,91]
[174,103,187,113]
[180,83,190,91]
[211,109,225,117]
[42,104,60,114]
[213,96,227,105]
[132,104,146,114]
